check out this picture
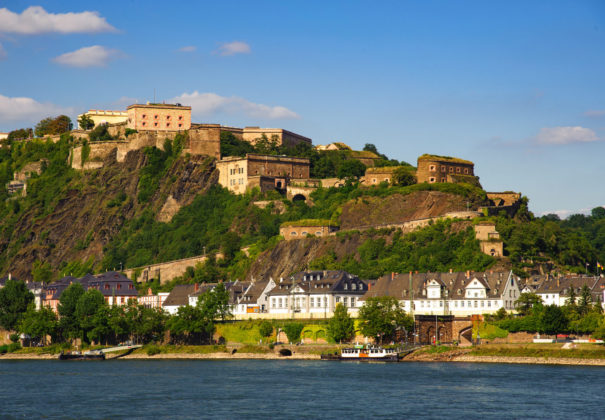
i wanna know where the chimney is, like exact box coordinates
[8,273,11,280]
[557,278,560,287]
[415,271,418,274]
[368,283,372,290]
[449,268,452,274]
[194,283,199,292]
[391,272,395,280]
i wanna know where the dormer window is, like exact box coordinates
[344,284,348,290]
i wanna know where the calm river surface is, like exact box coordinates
[1,360,605,419]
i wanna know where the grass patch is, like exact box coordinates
[475,322,508,340]
[471,343,605,360]
[415,345,453,355]
[135,345,228,355]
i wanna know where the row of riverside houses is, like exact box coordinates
[41,272,138,313]
[522,274,605,307]
[157,270,528,319]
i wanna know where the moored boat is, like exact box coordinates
[321,345,399,362]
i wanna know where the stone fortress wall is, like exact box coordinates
[416,155,475,184]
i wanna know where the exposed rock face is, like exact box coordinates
[155,156,218,222]
[339,191,486,229]
[0,151,218,280]
[245,233,376,281]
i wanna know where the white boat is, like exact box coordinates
[324,345,399,361]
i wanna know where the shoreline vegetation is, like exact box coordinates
[4,343,605,365]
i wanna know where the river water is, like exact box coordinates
[1,360,604,419]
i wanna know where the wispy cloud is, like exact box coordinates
[53,45,123,68]
[215,41,251,56]
[171,91,299,120]
[534,126,600,145]
[0,43,6,60]
[0,6,116,34]
[178,46,196,53]
[0,93,72,122]
[584,110,605,118]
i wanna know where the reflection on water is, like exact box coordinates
[1,360,605,419]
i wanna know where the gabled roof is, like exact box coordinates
[163,284,197,307]
[267,270,367,296]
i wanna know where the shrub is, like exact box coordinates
[146,345,161,356]
[259,321,273,338]
[0,344,7,354]
[9,333,20,343]
[7,342,21,352]
[283,322,304,344]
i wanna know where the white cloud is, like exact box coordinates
[0,6,116,34]
[171,91,299,120]
[178,46,196,52]
[215,41,251,56]
[584,110,605,118]
[0,93,72,122]
[534,126,600,145]
[0,43,6,60]
[53,45,123,68]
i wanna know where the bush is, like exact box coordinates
[146,345,161,356]
[0,344,7,354]
[283,322,304,344]
[7,342,21,352]
[9,333,20,343]
[259,321,273,338]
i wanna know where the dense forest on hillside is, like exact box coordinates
[0,133,604,286]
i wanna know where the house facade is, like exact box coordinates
[126,103,191,131]
[361,270,522,316]
[265,271,368,318]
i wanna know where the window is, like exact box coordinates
[352,283,356,290]
[291,231,297,236]
[350,297,356,307]
[461,301,464,307]
[310,297,314,307]
[154,122,158,127]
[464,168,469,174]
[441,178,446,182]
[178,116,183,120]
[316,231,322,235]
[441,166,446,172]
[279,298,283,308]
[474,301,478,308]
[166,123,171,128]
[142,122,147,127]
[449,167,454,173]
[429,165,436,171]
[272,299,276,308]
[429,177,436,183]
[129,284,134,289]
[142,114,147,119]
[178,123,182,128]
[343,297,348,306]
[154,115,158,119]
[335,296,340,303]
[166,115,171,120]
[488,301,491,307]
[481,301,484,307]
[104,284,110,290]
[456,167,461,173]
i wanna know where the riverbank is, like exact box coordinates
[402,343,605,366]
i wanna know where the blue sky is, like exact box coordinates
[0,0,604,216]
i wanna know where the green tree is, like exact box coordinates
[358,296,413,344]
[7,128,33,141]
[197,282,231,321]
[78,114,95,130]
[283,322,304,344]
[32,260,53,283]
[89,124,113,141]
[578,284,593,316]
[591,206,605,219]
[327,303,355,343]
[259,321,273,338]
[19,305,57,345]
[566,286,577,307]
[35,117,53,137]
[0,280,34,331]
[540,304,568,335]
[58,283,85,341]
[75,289,106,343]
[514,292,543,316]
[392,167,416,186]
[337,159,366,179]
